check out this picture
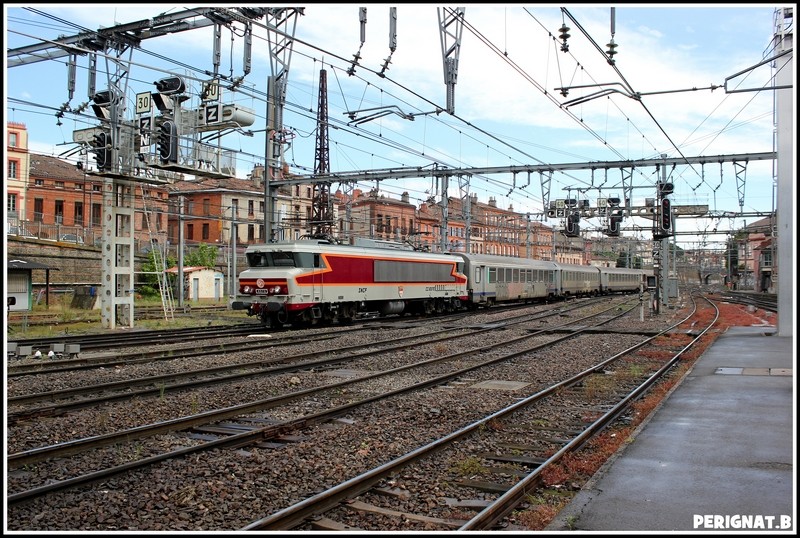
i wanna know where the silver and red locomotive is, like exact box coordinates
[232,239,469,327]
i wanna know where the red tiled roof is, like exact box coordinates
[29,154,85,181]
[164,266,214,273]
[168,176,262,194]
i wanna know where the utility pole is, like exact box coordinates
[311,68,333,238]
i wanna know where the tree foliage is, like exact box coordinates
[136,243,219,298]
[184,243,219,268]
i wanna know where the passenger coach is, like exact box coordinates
[449,253,559,306]
[599,266,649,294]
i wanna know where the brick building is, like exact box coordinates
[23,153,170,248]
[6,121,29,223]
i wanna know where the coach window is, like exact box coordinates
[488,267,496,283]
[513,269,519,282]
[474,267,481,284]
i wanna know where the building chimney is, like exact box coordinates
[401,191,410,203]
[250,165,265,188]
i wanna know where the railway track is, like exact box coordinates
[7,293,738,531]
[8,298,664,516]
[6,304,234,327]
[708,290,777,312]
[244,295,719,531]
[6,298,615,457]
[6,297,541,355]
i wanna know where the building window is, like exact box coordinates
[34,179,43,186]
[248,200,254,215]
[232,198,239,217]
[8,160,18,179]
[92,203,102,226]
[9,132,18,147]
[202,223,209,240]
[203,198,210,216]
[55,181,65,189]
[34,198,44,221]
[187,223,194,240]
[74,201,84,224]
[7,193,17,213]
[260,201,265,213]
[248,224,254,241]
[55,200,64,223]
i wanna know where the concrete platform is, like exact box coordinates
[548,326,795,533]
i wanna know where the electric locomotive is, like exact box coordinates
[232,239,468,327]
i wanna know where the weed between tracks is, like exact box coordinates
[512,301,772,530]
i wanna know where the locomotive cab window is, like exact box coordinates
[294,252,316,268]
[272,252,297,267]
[247,253,269,267]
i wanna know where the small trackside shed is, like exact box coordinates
[165,266,225,301]
[6,258,58,310]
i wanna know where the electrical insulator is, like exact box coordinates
[559,24,570,52]
[606,38,618,64]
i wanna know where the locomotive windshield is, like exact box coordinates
[246,251,320,268]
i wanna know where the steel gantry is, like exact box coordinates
[8,8,272,328]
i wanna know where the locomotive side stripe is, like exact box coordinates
[294,253,467,286]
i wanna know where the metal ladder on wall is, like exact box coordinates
[140,184,175,321]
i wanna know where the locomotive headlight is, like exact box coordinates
[243,285,252,293]
[272,285,281,293]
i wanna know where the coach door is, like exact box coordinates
[472,262,487,304]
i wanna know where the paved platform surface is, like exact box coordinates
[547,325,795,533]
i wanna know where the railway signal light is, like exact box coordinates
[90,89,113,119]
[91,132,111,170]
[606,211,622,236]
[660,198,672,233]
[564,212,580,237]
[154,76,186,95]
[157,120,178,163]
[658,182,674,196]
